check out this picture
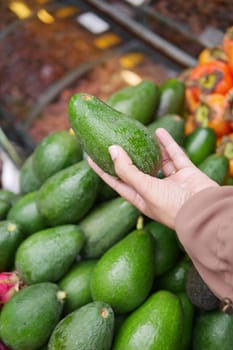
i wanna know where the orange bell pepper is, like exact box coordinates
[186,60,233,103]
[223,26,233,73]
[192,94,232,137]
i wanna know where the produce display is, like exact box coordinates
[1,24,233,350]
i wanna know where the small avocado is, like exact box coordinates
[33,130,83,183]
[107,80,160,125]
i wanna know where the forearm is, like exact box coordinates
[175,186,233,302]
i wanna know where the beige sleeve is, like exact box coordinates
[175,186,233,301]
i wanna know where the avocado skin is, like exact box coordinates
[0,282,64,350]
[37,160,100,226]
[113,290,183,350]
[0,220,24,271]
[48,301,114,350]
[192,309,233,350]
[107,80,160,125]
[7,191,46,236]
[15,225,85,284]
[59,260,97,314]
[20,155,42,194]
[185,264,220,311]
[68,93,162,176]
[198,154,229,185]
[33,130,83,183]
[91,228,155,314]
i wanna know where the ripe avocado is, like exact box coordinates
[68,93,162,176]
[185,264,220,311]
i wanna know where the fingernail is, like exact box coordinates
[109,145,118,160]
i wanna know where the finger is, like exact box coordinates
[159,143,177,177]
[155,128,194,169]
[87,156,147,212]
[108,145,156,197]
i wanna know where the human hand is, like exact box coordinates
[88,128,219,229]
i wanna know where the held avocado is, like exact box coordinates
[68,93,162,176]
[107,80,160,125]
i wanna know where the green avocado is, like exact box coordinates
[144,220,181,277]
[198,153,229,185]
[33,130,83,183]
[80,197,139,259]
[48,301,114,350]
[0,220,24,271]
[113,290,183,350]
[156,78,185,118]
[91,227,155,314]
[15,225,85,284]
[59,260,97,314]
[192,309,233,350]
[148,114,185,146]
[20,154,42,194]
[37,160,100,226]
[68,93,162,176]
[7,191,46,236]
[184,127,216,165]
[0,282,64,350]
[107,80,160,125]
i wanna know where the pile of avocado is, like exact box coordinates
[0,79,232,350]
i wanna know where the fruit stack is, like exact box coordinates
[1,29,233,350]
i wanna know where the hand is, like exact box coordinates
[88,128,219,229]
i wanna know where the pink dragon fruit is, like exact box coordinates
[0,271,23,307]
